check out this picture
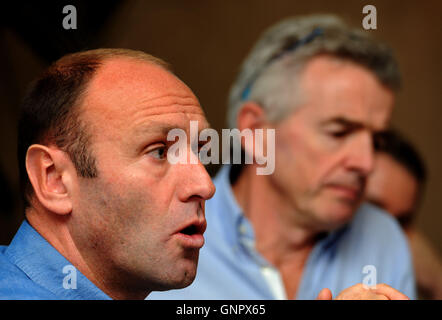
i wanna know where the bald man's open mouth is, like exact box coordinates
[173,218,207,249]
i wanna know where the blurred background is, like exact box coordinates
[0,0,441,256]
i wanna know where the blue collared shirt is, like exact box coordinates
[0,220,110,300]
[149,165,416,300]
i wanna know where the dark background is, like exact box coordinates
[0,0,441,255]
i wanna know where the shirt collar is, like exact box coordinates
[212,165,245,245]
[213,165,273,266]
[5,220,111,300]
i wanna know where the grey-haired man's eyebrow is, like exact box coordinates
[320,117,365,129]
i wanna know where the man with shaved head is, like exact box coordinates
[0,49,215,299]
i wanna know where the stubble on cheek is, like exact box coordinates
[75,176,160,266]
[76,173,200,290]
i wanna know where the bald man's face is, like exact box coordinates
[67,58,215,297]
[366,153,419,224]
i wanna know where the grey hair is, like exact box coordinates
[227,14,401,128]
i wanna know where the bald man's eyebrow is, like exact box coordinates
[135,123,179,136]
[135,120,211,137]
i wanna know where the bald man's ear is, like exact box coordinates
[25,144,73,215]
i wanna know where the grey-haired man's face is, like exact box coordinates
[270,55,395,231]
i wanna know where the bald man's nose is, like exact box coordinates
[178,160,216,202]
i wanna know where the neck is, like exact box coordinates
[26,205,149,300]
[231,165,320,267]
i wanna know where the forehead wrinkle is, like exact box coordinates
[130,110,210,135]
[132,90,205,116]
[134,113,209,130]
[139,92,197,104]
[129,104,206,122]
[138,105,205,116]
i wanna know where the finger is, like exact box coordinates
[316,288,333,300]
[371,283,410,300]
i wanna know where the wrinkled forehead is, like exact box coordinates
[79,57,206,129]
[295,55,395,129]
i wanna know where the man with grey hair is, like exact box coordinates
[150,14,415,300]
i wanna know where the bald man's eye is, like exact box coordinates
[146,144,167,160]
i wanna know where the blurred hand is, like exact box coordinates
[316,283,410,300]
